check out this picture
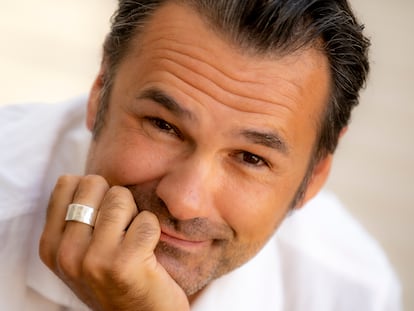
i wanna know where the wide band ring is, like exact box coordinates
[65,203,97,227]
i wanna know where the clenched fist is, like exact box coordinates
[39,175,190,311]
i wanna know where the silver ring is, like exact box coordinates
[65,203,97,227]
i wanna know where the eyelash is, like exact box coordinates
[145,117,270,168]
[233,151,270,168]
[146,117,183,139]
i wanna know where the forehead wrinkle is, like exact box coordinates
[152,57,286,118]
[155,37,265,84]
[159,38,302,101]
[149,47,297,117]
[137,87,196,120]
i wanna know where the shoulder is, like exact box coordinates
[0,97,90,219]
[275,191,402,310]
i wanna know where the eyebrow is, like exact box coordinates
[241,129,289,155]
[137,87,194,120]
[138,87,288,155]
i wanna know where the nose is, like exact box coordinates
[155,154,217,221]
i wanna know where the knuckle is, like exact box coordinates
[49,175,80,202]
[55,174,80,188]
[97,208,123,225]
[72,175,109,206]
[56,242,81,279]
[82,174,109,188]
[137,219,159,241]
[99,187,136,220]
[82,252,108,283]
[139,211,159,229]
[38,234,55,270]
[76,175,108,196]
[127,211,160,248]
[82,250,129,289]
[112,266,129,284]
[106,186,133,202]
[110,255,139,288]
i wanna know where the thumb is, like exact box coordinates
[122,210,161,258]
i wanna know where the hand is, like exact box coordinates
[39,175,190,311]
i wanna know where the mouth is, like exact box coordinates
[159,227,212,252]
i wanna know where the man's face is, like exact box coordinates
[86,2,330,297]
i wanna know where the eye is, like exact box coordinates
[146,117,182,138]
[153,118,173,131]
[234,151,269,168]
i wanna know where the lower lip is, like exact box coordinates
[159,232,211,251]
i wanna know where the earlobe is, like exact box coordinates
[296,153,333,209]
[86,70,105,131]
[339,126,348,138]
[296,127,348,208]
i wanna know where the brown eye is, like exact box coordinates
[232,151,269,168]
[154,118,174,131]
[242,152,263,165]
[147,117,182,138]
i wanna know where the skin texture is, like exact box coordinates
[40,2,333,310]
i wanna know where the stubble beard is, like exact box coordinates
[128,186,239,296]
[126,166,311,297]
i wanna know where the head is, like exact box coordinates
[85,0,369,298]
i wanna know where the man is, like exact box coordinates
[0,0,401,310]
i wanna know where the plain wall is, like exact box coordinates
[1,0,412,309]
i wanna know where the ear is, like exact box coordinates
[296,126,348,208]
[86,69,105,131]
[297,153,333,208]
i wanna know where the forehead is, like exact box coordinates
[113,1,330,145]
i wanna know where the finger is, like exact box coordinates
[64,175,109,234]
[57,175,109,279]
[89,186,138,253]
[39,174,81,271]
[122,210,161,260]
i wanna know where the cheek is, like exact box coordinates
[219,184,290,246]
[88,134,171,186]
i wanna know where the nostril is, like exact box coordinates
[153,156,215,221]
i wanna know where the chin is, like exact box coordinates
[154,241,218,296]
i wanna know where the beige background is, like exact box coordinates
[1,1,412,309]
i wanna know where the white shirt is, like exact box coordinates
[0,98,402,310]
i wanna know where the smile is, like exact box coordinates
[159,227,212,252]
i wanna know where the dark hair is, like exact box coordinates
[96,0,370,163]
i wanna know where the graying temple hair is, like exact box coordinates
[96,0,370,165]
